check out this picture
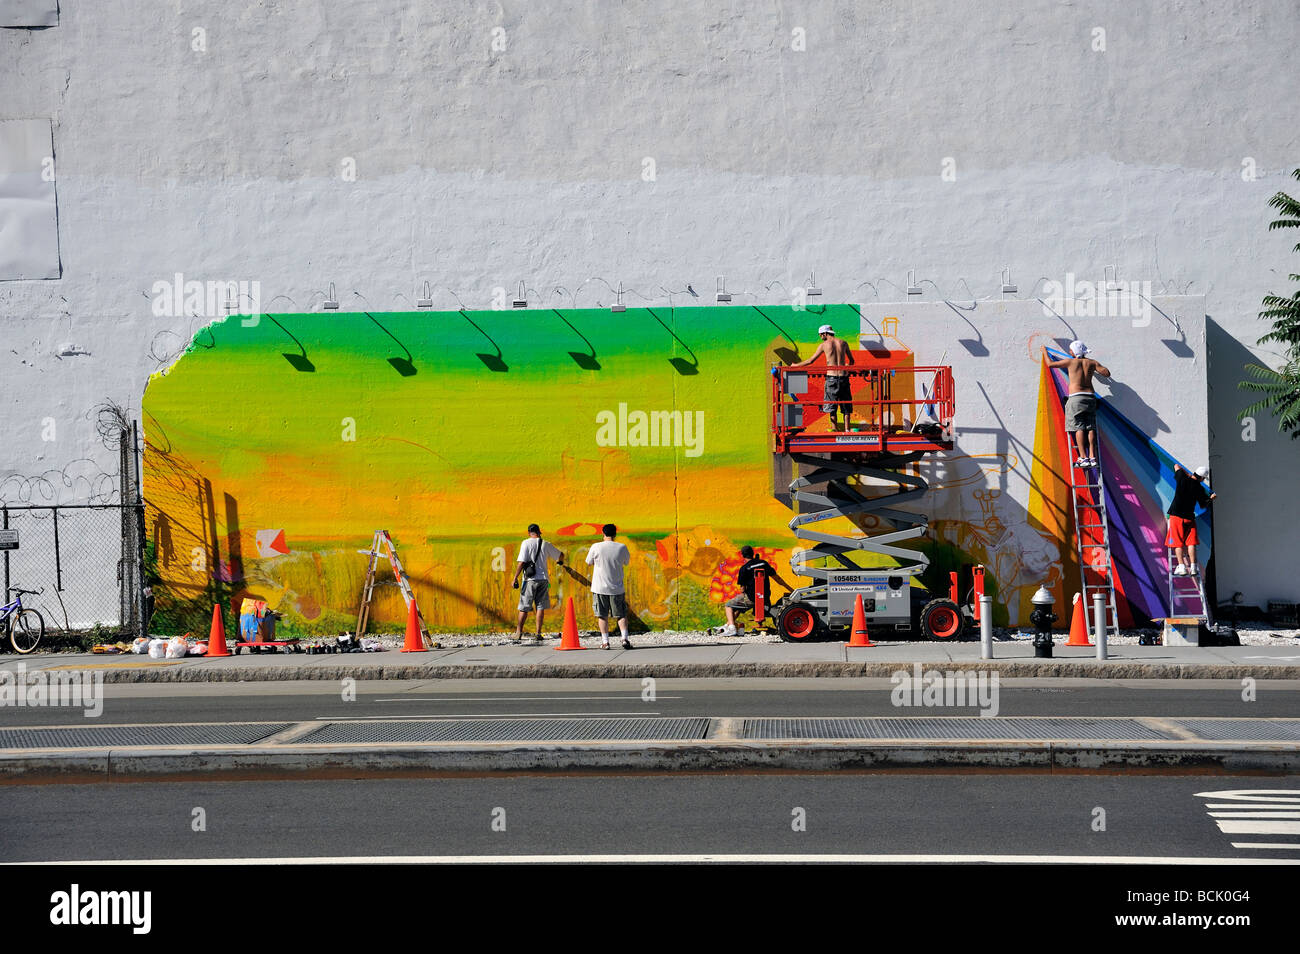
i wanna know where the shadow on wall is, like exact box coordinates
[920,444,1065,628]
[268,316,315,372]
[753,306,802,364]
[945,300,988,357]
[1145,297,1197,359]
[647,308,699,375]
[367,313,417,377]
[553,309,601,370]
[460,310,508,372]
[1046,337,1171,438]
[1204,314,1298,607]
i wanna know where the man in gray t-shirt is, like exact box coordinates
[584,523,632,649]
[511,523,563,641]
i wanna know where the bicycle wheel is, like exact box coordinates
[10,608,44,654]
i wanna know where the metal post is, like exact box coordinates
[979,595,993,659]
[2,506,8,602]
[52,507,62,591]
[1094,592,1108,660]
[132,420,145,637]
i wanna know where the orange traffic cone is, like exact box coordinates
[846,594,875,647]
[400,599,427,652]
[1065,592,1092,646]
[556,597,584,651]
[205,604,231,657]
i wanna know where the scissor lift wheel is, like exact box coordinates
[919,598,963,640]
[776,602,824,642]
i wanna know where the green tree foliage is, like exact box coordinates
[1239,168,1300,439]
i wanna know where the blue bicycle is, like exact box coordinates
[1,588,45,654]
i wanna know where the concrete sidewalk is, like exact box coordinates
[4,638,1300,682]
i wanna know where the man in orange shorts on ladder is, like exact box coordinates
[1166,464,1216,575]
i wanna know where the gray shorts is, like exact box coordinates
[592,592,628,620]
[518,580,551,611]
[725,593,754,610]
[822,374,851,414]
[1064,393,1097,433]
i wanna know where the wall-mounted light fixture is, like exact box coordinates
[322,282,339,310]
[416,281,433,309]
[1001,267,1018,295]
[906,270,922,296]
[715,276,731,303]
[805,270,822,297]
[1104,265,1120,290]
[611,283,626,313]
[512,281,527,309]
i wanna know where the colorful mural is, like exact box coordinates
[144,305,858,635]
[143,301,1209,635]
[1035,345,1211,625]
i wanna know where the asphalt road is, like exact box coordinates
[0,677,1295,726]
[2,773,1295,863]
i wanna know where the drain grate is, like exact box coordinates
[299,717,711,745]
[1175,719,1300,742]
[742,717,1174,741]
[0,723,294,750]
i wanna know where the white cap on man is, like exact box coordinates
[1069,340,1088,357]
[1194,465,1209,479]
[818,324,834,335]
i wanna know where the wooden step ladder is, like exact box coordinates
[356,529,427,642]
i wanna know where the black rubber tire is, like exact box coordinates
[776,602,825,642]
[919,598,964,640]
[9,608,44,654]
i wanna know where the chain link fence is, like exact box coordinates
[1,406,147,641]
[2,504,143,633]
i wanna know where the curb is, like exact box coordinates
[3,740,1298,783]
[35,660,1300,683]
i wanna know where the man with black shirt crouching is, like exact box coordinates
[720,546,792,636]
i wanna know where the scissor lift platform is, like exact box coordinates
[771,358,955,456]
[769,351,975,641]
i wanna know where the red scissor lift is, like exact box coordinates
[767,349,983,641]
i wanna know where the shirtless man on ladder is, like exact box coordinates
[1047,340,1111,467]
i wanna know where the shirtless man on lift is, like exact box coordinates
[790,323,856,431]
[1046,340,1111,468]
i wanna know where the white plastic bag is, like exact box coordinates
[166,636,188,659]
[132,636,151,654]
[148,638,168,659]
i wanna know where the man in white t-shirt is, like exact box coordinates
[584,523,632,649]
[511,523,564,642]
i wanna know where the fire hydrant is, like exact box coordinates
[1030,585,1057,659]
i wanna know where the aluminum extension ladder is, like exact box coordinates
[356,529,427,640]
[1167,554,1212,624]
[1069,450,1119,639]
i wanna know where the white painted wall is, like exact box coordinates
[1,1,1297,608]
